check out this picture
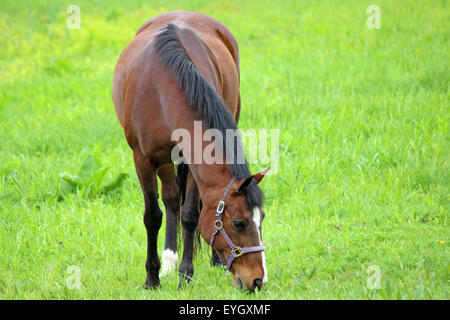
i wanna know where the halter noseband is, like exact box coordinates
[209,178,265,272]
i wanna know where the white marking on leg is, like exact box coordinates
[253,207,268,284]
[159,249,178,277]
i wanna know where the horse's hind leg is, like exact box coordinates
[158,164,180,277]
[210,247,223,267]
[178,173,200,288]
[133,150,163,289]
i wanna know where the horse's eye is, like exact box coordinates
[232,220,247,230]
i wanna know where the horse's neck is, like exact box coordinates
[189,162,232,207]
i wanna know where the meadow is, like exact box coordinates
[0,0,448,299]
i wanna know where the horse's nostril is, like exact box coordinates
[253,278,263,291]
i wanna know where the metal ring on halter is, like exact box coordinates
[214,220,223,230]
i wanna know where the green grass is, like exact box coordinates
[0,0,448,299]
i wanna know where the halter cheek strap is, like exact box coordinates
[209,178,265,271]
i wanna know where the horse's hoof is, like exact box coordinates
[177,272,193,290]
[143,278,161,290]
[177,279,190,290]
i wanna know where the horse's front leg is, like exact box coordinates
[134,150,163,289]
[158,164,180,277]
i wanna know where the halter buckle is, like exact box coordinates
[216,200,225,215]
[231,246,244,258]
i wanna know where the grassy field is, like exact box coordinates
[0,0,448,299]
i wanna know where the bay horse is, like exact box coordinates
[112,11,269,291]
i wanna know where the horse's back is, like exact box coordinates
[112,11,240,161]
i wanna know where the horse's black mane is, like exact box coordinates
[154,22,263,209]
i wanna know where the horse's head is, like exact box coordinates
[198,168,269,292]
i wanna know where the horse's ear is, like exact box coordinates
[253,167,270,184]
[236,176,253,193]
[234,167,270,194]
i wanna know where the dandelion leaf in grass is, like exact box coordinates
[59,155,128,197]
[60,172,83,188]
[59,172,83,195]
[100,172,129,194]
[79,155,102,180]
[89,167,109,190]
